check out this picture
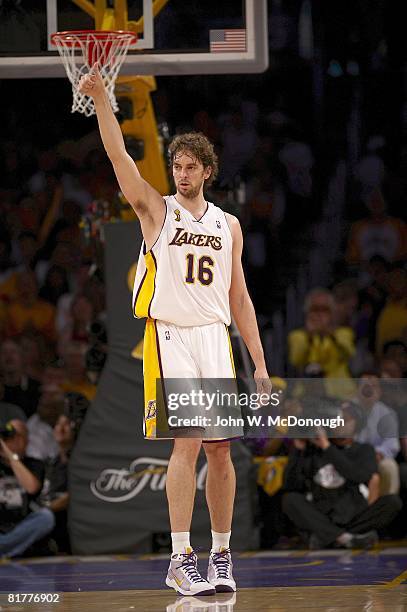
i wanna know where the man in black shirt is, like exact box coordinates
[0,419,55,557]
[282,403,402,549]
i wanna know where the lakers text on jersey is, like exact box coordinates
[132,195,232,327]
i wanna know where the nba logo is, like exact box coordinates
[146,400,156,420]
[216,220,221,229]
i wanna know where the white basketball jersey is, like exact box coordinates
[132,195,232,327]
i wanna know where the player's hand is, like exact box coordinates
[254,367,272,404]
[77,63,105,99]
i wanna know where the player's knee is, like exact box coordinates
[172,438,202,460]
[203,441,231,462]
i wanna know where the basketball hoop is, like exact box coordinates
[51,30,137,117]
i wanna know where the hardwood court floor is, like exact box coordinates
[0,586,406,611]
[1,544,406,611]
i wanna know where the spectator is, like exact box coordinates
[358,255,390,353]
[15,231,39,272]
[376,268,407,356]
[0,338,41,418]
[333,280,359,329]
[355,374,400,495]
[38,394,89,553]
[55,262,92,335]
[15,196,41,235]
[379,358,406,442]
[60,342,96,402]
[26,396,64,461]
[37,412,72,553]
[5,270,56,343]
[346,188,407,265]
[380,358,403,380]
[36,241,78,290]
[382,341,407,378]
[19,332,48,382]
[282,406,402,550]
[83,274,106,323]
[41,362,67,401]
[39,265,70,307]
[0,419,54,558]
[288,288,356,398]
[58,294,93,352]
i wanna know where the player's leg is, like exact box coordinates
[165,437,216,596]
[195,323,238,592]
[166,438,201,536]
[203,440,235,534]
[155,322,216,595]
[203,440,237,592]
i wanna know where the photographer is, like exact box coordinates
[282,404,402,549]
[0,419,55,558]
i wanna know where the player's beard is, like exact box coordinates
[177,181,202,200]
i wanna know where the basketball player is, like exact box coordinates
[79,66,270,596]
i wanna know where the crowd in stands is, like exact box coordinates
[252,175,406,548]
[1,13,406,554]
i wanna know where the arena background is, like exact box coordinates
[0,1,406,609]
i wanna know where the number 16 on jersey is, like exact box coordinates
[185,254,214,286]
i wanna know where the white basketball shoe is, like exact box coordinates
[207,547,236,592]
[166,548,216,596]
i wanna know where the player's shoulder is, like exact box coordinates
[164,194,175,206]
[222,211,241,239]
[223,211,240,227]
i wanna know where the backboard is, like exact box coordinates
[0,0,268,79]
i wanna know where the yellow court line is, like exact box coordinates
[383,568,407,589]
[351,549,364,556]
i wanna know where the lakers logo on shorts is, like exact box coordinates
[174,208,181,222]
[146,399,157,420]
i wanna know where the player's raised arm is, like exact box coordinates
[77,65,164,228]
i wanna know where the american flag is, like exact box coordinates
[209,29,247,53]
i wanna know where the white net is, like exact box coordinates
[52,31,136,117]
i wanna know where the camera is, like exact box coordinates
[0,422,16,440]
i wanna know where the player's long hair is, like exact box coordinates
[168,132,219,187]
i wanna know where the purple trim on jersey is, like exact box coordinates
[133,266,147,316]
[194,200,209,222]
[153,320,170,432]
[173,196,209,223]
[144,198,168,254]
[147,250,158,318]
